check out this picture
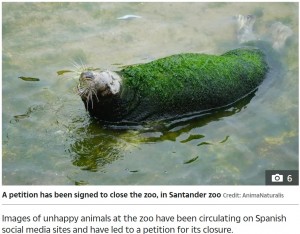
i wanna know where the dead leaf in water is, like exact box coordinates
[184,156,199,164]
[18,76,40,81]
[57,70,73,76]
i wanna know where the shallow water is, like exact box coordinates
[2,2,298,185]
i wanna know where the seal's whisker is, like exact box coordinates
[91,87,99,102]
[70,60,80,69]
[78,78,100,111]
[86,90,94,110]
[79,58,87,71]
[70,60,89,76]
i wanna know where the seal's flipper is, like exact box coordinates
[270,22,293,50]
[236,14,257,44]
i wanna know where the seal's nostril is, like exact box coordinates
[81,71,94,80]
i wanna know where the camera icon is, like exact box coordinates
[271,174,283,182]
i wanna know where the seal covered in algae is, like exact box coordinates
[77,15,292,123]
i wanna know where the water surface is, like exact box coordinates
[2,2,298,185]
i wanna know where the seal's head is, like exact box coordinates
[77,70,122,110]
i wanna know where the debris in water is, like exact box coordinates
[117,15,142,20]
[219,135,230,143]
[13,114,30,120]
[18,76,40,81]
[184,156,199,164]
[57,70,73,76]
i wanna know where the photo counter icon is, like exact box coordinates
[271,174,284,183]
[265,170,299,185]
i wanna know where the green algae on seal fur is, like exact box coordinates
[77,47,268,122]
[121,48,268,108]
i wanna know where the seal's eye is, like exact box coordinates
[80,71,94,80]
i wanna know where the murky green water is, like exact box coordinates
[2,2,298,185]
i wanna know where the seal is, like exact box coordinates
[77,15,292,123]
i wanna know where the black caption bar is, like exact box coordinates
[265,170,299,185]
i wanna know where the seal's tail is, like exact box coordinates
[270,22,293,50]
[236,14,293,51]
[236,14,257,44]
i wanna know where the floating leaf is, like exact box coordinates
[219,135,230,143]
[129,170,139,173]
[18,76,40,81]
[86,67,101,71]
[75,180,89,185]
[57,70,73,76]
[197,142,212,146]
[180,134,205,143]
[13,114,30,120]
[184,156,199,164]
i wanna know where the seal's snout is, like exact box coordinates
[77,71,97,101]
[80,71,95,80]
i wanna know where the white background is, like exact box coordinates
[1,186,299,234]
